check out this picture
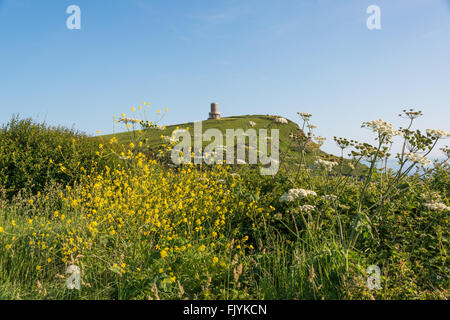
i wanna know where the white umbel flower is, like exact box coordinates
[426,129,450,139]
[362,119,402,143]
[297,112,312,121]
[321,194,338,201]
[299,205,315,212]
[424,202,450,211]
[274,117,288,124]
[119,117,141,124]
[314,159,338,172]
[280,188,317,202]
[406,152,431,166]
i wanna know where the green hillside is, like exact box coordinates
[99,114,346,169]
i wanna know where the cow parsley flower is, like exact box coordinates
[362,119,402,143]
[424,202,450,212]
[274,117,288,124]
[314,159,338,172]
[406,152,431,166]
[314,136,327,146]
[299,205,315,212]
[426,129,450,139]
[280,188,317,202]
[119,117,141,124]
[321,194,338,201]
[297,112,312,121]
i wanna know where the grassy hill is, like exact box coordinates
[99,115,367,175]
[99,114,363,174]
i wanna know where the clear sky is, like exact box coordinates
[1,0,449,158]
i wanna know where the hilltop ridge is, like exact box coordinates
[100,114,352,170]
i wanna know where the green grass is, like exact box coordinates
[1,113,447,300]
[100,114,363,173]
[103,114,303,152]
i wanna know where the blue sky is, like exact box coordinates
[1,0,449,157]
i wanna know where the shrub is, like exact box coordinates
[0,116,109,199]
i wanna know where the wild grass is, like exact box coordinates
[0,108,448,300]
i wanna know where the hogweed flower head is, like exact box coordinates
[406,152,431,167]
[314,159,338,172]
[399,109,423,120]
[297,112,312,121]
[334,137,357,151]
[314,136,326,146]
[119,117,141,125]
[321,194,338,201]
[352,142,388,160]
[426,129,449,140]
[362,119,402,143]
[280,188,317,202]
[424,201,450,212]
[299,205,315,213]
[440,146,450,158]
[274,117,288,124]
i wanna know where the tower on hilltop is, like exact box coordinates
[208,102,221,120]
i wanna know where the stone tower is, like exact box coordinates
[208,102,221,120]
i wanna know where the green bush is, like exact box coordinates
[0,116,107,199]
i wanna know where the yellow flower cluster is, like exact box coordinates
[0,110,273,291]
[38,148,262,278]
